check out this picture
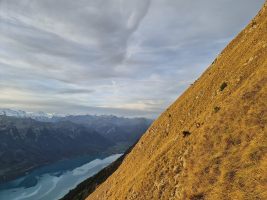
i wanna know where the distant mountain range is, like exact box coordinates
[0,109,152,183]
[0,108,63,121]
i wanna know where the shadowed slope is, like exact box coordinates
[87,2,267,200]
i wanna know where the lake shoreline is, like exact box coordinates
[0,154,122,200]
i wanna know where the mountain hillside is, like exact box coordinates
[57,115,152,145]
[0,109,152,148]
[86,2,267,200]
[0,116,112,183]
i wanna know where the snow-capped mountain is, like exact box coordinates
[0,108,61,121]
[0,108,27,118]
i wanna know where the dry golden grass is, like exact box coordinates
[87,2,267,200]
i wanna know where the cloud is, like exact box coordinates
[0,0,264,117]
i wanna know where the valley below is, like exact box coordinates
[0,110,152,200]
[0,153,122,200]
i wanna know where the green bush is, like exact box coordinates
[220,82,228,91]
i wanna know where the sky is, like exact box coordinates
[0,0,265,118]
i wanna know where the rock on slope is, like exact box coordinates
[87,2,267,200]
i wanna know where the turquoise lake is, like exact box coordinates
[0,154,122,200]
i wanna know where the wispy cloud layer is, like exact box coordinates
[0,0,264,117]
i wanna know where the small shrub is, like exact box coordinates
[190,193,205,200]
[251,20,257,27]
[225,170,236,182]
[212,58,217,65]
[250,147,266,162]
[214,106,221,113]
[220,82,228,91]
[182,130,191,138]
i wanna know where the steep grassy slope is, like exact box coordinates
[87,2,267,200]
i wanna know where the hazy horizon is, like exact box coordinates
[0,107,155,119]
